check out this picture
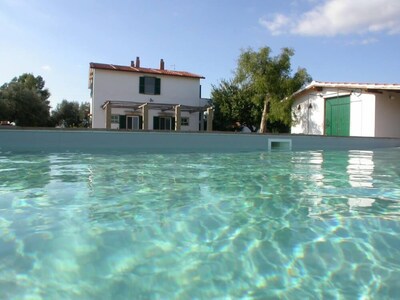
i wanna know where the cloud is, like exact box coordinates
[258,14,291,36]
[260,0,400,36]
[41,65,52,72]
[348,38,379,46]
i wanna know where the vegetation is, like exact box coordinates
[0,73,89,127]
[0,74,51,126]
[51,100,90,128]
[212,47,312,132]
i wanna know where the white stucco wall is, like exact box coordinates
[291,93,325,135]
[349,93,375,137]
[375,92,400,137]
[90,69,202,130]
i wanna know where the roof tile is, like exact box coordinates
[90,62,205,79]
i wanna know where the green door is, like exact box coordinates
[325,96,350,136]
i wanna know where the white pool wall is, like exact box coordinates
[1,129,400,153]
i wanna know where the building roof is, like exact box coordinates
[293,80,400,98]
[90,62,205,79]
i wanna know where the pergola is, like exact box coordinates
[101,100,213,131]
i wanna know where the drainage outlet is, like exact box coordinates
[268,139,292,151]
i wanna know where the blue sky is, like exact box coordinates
[1,0,399,109]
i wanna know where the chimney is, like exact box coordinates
[160,59,165,70]
[136,56,140,68]
[130,60,135,67]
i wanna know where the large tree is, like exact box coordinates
[0,74,51,126]
[235,47,312,133]
[212,47,312,133]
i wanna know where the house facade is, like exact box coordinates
[291,81,400,138]
[89,57,212,131]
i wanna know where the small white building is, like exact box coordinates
[88,57,212,131]
[291,81,400,138]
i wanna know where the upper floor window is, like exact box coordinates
[139,76,161,95]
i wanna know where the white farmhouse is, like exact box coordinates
[88,57,212,131]
[291,81,400,138]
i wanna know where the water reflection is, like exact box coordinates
[299,150,380,216]
[347,150,374,188]
[0,154,51,190]
[347,151,375,209]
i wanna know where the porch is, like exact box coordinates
[101,101,214,131]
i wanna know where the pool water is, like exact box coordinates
[1,149,400,299]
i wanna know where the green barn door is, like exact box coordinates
[325,96,350,136]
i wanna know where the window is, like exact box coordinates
[139,76,161,95]
[153,116,175,130]
[111,114,119,124]
[127,116,142,130]
[181,117,189,126]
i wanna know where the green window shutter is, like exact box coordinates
[171,117,175,130]
[139,77,145,94]
[153,116,159,130]
[155,78,161,95]
[119,115,126,129]
[139,116,143,130]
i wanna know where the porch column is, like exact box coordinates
[175,105,181,131]
[105,103,111,130]
[142,103,149,130]
[206,107,213,132]
[199,110,205,131]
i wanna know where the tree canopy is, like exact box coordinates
[51,100,90,128]
[212,47,312,132]
[0,73,89,128]
[0,74,51,126]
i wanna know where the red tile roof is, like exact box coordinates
[90,62,205,79]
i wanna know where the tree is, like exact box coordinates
[211,79,258,131]
[51,100,90,127]
[235,47,312,133]
[78,102,90,127]
[0,74,51,126]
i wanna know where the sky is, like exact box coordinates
[1,0,399,109]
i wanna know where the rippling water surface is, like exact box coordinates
[1,149,400,299]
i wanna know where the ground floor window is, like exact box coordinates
[118,115,142,130]
[127,116,141,130]
[111,114,119,123]
[181,117,189,126]
[153,116,175,130]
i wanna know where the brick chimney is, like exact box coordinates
[130,60,135,67]
[136,56,140,68]
[160,59,165,70]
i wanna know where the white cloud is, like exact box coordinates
[41,65,52,72]
[259,14,291,36]
[360,38,378,45]
[260,0,400,36]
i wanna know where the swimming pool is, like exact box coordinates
[1,148,400,299]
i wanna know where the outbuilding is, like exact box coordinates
[291,81,400,138]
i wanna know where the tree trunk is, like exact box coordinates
[259,96,270,133]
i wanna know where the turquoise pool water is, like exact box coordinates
[1,149,400,299]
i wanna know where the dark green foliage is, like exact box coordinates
[0,74,51,126]
[211,80,259,131]
[51,100,90,127]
